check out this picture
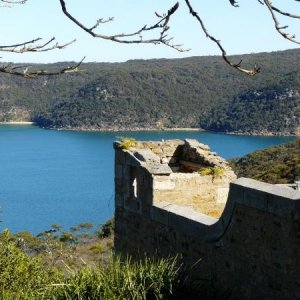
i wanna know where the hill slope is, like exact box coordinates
[230,139,300,183]
[1,49,300,134]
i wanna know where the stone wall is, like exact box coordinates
[115,139,236,218]
[114,139,300,299]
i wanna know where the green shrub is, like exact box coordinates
[118,136,136,150]
[59,232,76,243]
[199,166,225,178]
[0,230,181,299]
[97,218,115,238]
[0,229,61,299]
[212,166,225,178]
[199,167,213,176]
[52,255,181,300]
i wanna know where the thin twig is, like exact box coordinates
[0,57,85,78]
[263,0,300,45]
[59,0,188,52]
[184,0,260,76]
[0,0,27,4]
[0,37,76,53]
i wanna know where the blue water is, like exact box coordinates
[0,125,295,234]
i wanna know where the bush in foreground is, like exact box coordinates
[53,256,180,300]
[0,230,181,299]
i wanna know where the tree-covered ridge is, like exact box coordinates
[230,139,300,184]
[1,49,300,134]
[201,71,300,135]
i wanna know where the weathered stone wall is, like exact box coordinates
[114,140,300,299]
[115,139,235,218]
[153,174,232,218]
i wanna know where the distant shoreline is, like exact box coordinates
[0,122,298,137]
[53,127,205,133]
[53,126,299,136]
[0,121,35,125]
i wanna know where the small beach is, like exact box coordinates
[0,121,35,125]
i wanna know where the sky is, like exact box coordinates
[0,0,299,63]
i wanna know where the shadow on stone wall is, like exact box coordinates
[114,139,300,299]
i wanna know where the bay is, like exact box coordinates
[0,125,295,234]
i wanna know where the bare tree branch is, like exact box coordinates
[58,0,189,52]
[271,5,300,19]
[183,0,260,76]
[2,0,300,77]
[0,57,85,78]
[0,0,27,4]
[0,0,81,76]
[0,0,26,8]
[0,37,76,53]
[229,0,239,8]
[0,38,42,49]
[262,0,300,45]
[0,36,79,76]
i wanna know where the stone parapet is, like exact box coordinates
[115,139,236,218]
[114,139,300,299]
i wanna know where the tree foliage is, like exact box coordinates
[230,139,300,184]
[201,72,300,134]
[1,49,300,134]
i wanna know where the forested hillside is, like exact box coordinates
[1,49,300,134]
[230,139,300,183]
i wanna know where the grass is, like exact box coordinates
[52,256,180,300]
[199,166,225,178]
[117,136,136,150]
[0,228,182,299]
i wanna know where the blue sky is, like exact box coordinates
[1,0,299,63]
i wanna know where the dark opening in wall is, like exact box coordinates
[166,144,212,173]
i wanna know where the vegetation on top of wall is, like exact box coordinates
[199,166,225,178]
[230,139,300,184]
[118,137,137,150]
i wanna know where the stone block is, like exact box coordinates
[114,178,123,190]
[185,139,201,149]
[124,198,142,214]
[166,206,212,237]
[162,146,177,157]
[144,163,172,175]
[133,149,160,163]
[205,218,227,242]
[153,178,176,190]
[151,205,170,225]
[115,149,126,164]
[115,164,123,179]
[243,188,269,211]
[115,194,124,207]
[267,195,296,217]
[126,154,143,167]
[152,148,163,155]
[169,157,177,164]
[160,157,169,164]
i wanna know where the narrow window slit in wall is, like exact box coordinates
[124,166,141,213]
[129,167,138,200]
